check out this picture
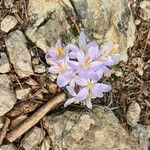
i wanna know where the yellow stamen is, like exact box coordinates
[56,47,63,57]
[86,81,93,89]
[82,57,91,69]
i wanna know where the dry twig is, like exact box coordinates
[6,92,66,142]
[0,117,10,145]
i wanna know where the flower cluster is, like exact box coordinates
[45,32,120,109]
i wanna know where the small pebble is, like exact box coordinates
[134,19,141,25]
[32,57,39,65]
[0,52,11,73]
[48,83,58,94]
[1,15,17,33]
[126,101,141,127]
[15,88,31,100]
[34,64,46,73]
[4,0,14,8]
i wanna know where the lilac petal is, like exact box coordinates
[68,61,79,68]
[47,49,57,60]
[98,83,112,92]
[86,41,98,50]
[77,87,89,101]
[69,52,77,59]
[55,39,62,48]
[77,52,85,63]
[69,80,76,88]
[48,66,59,74]
[64,98,76,107]
[90,61,103,70]
[65,43,80,52]
[66,86,76,96]
[94,83,112,92]
[79,32,87,51]
[100,65,111,75]
[87,46,99,60]
[88,69,99,81]
[91,85,104,98]
[96,70,103,79]
[104,56,114,66]
[75,76,87,86]
[102,43,111,51]
[57,73,71,87]
[85,98,92,109]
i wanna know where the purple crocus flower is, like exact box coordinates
[45,40,67,62]
[69,46,103,81]
[65,32,98,59]
[48,60,72,87]
[75,77,112,100]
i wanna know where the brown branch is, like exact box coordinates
[6,92,66,142]
[0,117,10,145]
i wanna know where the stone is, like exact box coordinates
[21,126,43,150]
[126,101,141,127]
[26,0,135,61]
[0,117,4,129]
[26,0,72,52]
[131,124,150,150]
[43,106,139,150]
[15,87,31,100]
[140,0,150,20]
[40,137,51,150]
[0,74,16,116]
[32,57,39,65]
[34,64,46,73]
[1,15,17,33]
[5,30,33,77]
[48,83,58,94]
[0,52,10,73]
[0,144,16,150]
[4,0,14,8]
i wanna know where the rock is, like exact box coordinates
[32,57,39,65]
[34,64,46,73]
[43,106,139,150]
[4,0,14,8]
[1,15,17,33]
[26,0,72,52]
[26,0,135,61]
[0,74,16,116]
[0,52,11,73]
[48,83,58,94]
[0,144,16,150]
[140,0,150,20]
[131,124,150,150]
[0,117,4,129]
[126,101,141,127]
[5,30,33,77]
[10,115,28,130]
[40,137,51,150]
[15,87,31,100]
[21,126,43,150]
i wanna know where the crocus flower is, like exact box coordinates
[45,40,67,62]
[69,46,103,81]
[76,77,112,100]
[48,60,72,87]
[65,32,98,59]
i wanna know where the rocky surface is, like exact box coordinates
[126,101,141,127]
[15,87,31,100]
[5,30,33,77]
[140,0,150,20]
[43,106,139,150]
[4,0,14,8]
[34,64,46,73]
[131,124,150,150]
[0,74,16,116]
[26,0,135,61]
[0,15,17,33]
[0,52,11,73]
[21,126,43,150]
[0,117,4,129]
[0,144,16,150]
